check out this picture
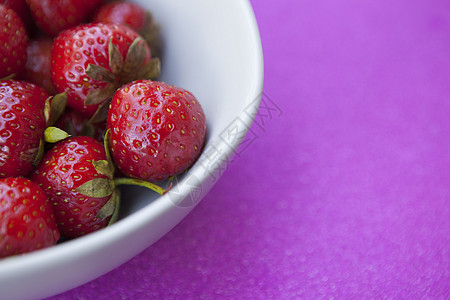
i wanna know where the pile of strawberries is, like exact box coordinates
[0,0,207,258]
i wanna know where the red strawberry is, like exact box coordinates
[0,80,49,178]
[55,109,106,141]
[0,177,60,258]
[31,136,118,238]
[93,1,161,57]
[22,37,57,95]
[93,1,147,33]
[26,0,104,37]
[0,4,28,79]
[107,80,207,182]
[0,0,34,35]
[51,22,160,120]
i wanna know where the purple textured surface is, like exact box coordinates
[49,0,450,298]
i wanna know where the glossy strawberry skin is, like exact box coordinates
[51,22,151,118]
[107,80,207,182]
[0,4,28,79]
[93,1,147,32]
[0,80,49,178]
[22,38,57,95]
[31,136,112,238]
[26,0,104,37]
[0,177,60,258]
[0,0,34,35]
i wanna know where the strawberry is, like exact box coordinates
[93,1,147,33]
[0,4,28,79]
[1,0,34,35]
[30,132,166,238]
[107,80,207,182]
[51,22,160,120]
[26,0,104,37]
[93,1,162,58]
[55,109,106,141]
[0,80,49,178]
[22,37,57,95]
[0,177,60,258]
[30,136,118,238]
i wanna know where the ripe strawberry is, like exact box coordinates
[55,109,106,141]
[22,37,57,95]
[26,0,104,37]
[1,0,34,35]
[107,80,207,182]
[0,4,28,79]
[0,80,49,178]
[93,1,162,58]
[51,22,160,120]
[30,136,118,238]
[0,177,60,258]
[94,1,147,33]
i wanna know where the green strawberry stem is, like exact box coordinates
[102,129,116,174]
[107,188,121,226]
[114,177,167,195]
[33,138,45,167]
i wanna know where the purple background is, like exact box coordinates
[50,0,450,298]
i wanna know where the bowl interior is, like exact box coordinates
[0,0,263,299]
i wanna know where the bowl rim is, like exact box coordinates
[0,0,264,295]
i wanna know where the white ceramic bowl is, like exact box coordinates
[0,0,263,298]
